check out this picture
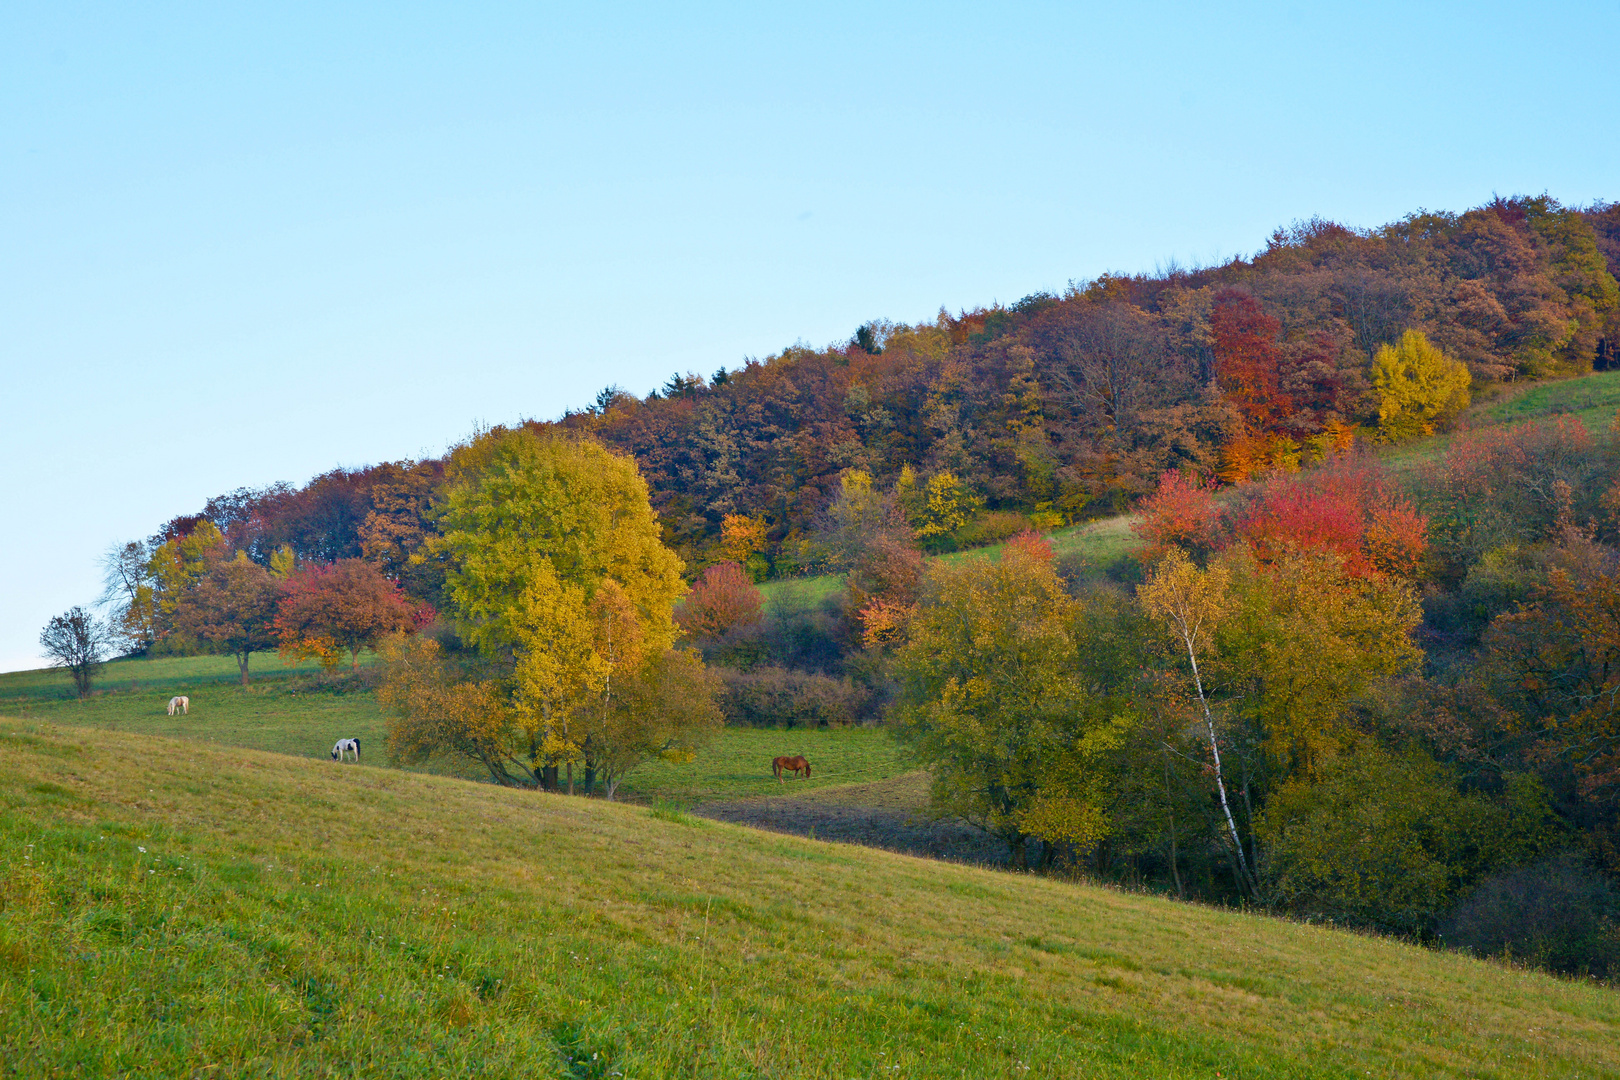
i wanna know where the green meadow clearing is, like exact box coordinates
[1,719,1615,1078]
[0,654,909,806]
[1379,367,1620,473]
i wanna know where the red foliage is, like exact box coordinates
[1211,290,1288,431]
[1003,529,1055,563]
[675,561,764,640]
[1238,481,1372,576]
[275,558,418,669]
[1436,417,1595,503]
[849,536,925,609]
[1233,462,1428,579]
[1133,471,1224,561]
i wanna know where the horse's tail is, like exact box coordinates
[353,738,360,759]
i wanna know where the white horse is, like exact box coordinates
[167,696,190,716]
[331,737,361,763]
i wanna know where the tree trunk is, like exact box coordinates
[351,646,361,672]
[238,651,251,686]
[584,765,597,796]
[566,762,574,796]
[1164,751,1184,900]
[1184,643,1256,896]
[541,765,558,792]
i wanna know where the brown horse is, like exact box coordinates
[772,755,811,781]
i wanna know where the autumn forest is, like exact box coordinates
[84,194,1620,980]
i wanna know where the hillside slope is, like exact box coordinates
[1,720,1614,1078]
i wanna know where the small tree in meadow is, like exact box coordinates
[40,606,111,699]
[171,552,280,685]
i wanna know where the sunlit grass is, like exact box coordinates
[1,719,1613,1078]
[5,652,902,804]
[1380,369,1620,474]
[0,651,400,769]
[614,726,909,805]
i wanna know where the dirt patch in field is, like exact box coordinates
[691,770,1011,866]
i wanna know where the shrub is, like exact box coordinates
[951,511,1030,551]
[1258,746,1554,937]
[714,665,869,727]
[1133,471,1223,563]
[1440,854,1620,979]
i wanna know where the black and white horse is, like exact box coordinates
[330,737,361,763]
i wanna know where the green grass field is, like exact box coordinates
[0,652,397,767]
[1482,368,1620,430]
[1,719,1613,1078]
[615,727,909,805]
[0,653,906,806]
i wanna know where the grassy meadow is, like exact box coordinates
[614,726,909,805]
[1379,368,1620,473]
[1,718,1615,1078]
[0,652,396,767]
[0,653,908,806]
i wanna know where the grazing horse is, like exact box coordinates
[166,696,189,716]
[772,755,811,781]
[331,737,361,763]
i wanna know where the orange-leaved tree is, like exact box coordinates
[674,561,763,641]
[171,549,281,685]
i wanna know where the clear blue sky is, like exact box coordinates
[3,2,1617,672]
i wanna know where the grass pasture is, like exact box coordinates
[1,719,1615,1078]
[1380,369,1620,473]
[611,726,908,805]
[1,653,906,806]
[0,652,397,768]
[1482,368,1620,430]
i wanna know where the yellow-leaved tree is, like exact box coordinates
[1371,330,1471,443]
[895,466,982,549]
[383,428,718,791]
[893,535,1136,867]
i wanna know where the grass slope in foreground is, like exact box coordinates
[2,722,1614,1079]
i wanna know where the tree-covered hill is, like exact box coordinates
[138,194,1620,579]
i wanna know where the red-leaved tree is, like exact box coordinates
[1212,289,1288,431]
[1133,471,1225,563]
[1233,462,1427,580]
[276,558,422,670]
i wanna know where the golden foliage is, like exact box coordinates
[1372,330,1471,443]
[377,634,522,785]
